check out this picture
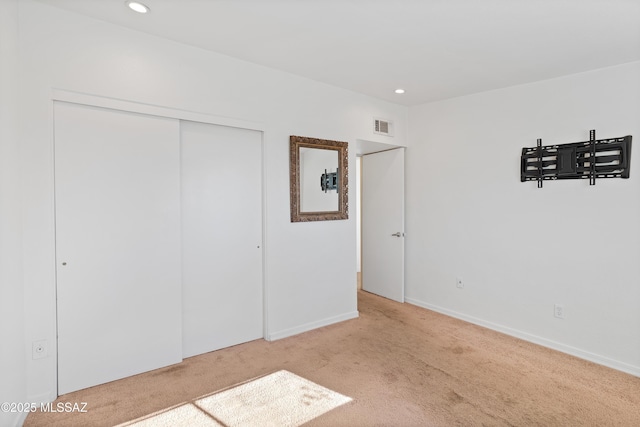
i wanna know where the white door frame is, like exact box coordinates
[51,89,268,392]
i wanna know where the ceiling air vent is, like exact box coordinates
[373,118,394,137]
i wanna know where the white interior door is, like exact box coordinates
[55,102,183,394]
[181,121,263,358]
[362,148,405,302]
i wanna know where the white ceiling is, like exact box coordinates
[34,0,640,106]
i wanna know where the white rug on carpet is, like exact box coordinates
[121,370,352,427]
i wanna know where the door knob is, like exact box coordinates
[391,232,403,237]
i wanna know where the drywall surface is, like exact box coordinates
[406,61,640,375]
[0,0,27,426]
[17,0,407,401]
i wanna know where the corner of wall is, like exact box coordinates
[0,1,28,426]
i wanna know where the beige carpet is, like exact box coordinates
[25,290,640,426]
[117,370,351,427]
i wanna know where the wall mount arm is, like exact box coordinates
[521,130,632,188]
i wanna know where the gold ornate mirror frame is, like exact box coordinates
[290,135,348,222]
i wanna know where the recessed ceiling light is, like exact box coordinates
[395,89,405,94]
[126,1,150,14]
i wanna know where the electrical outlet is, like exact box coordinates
[554,304,565,319]
[32,340,48,360]
[456,277,464,289]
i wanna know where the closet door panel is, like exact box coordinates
[55,102,182,394]
[181,121,263,358]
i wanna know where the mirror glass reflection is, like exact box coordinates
[300,147,339,212]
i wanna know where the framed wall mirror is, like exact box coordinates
[290,135,348,222]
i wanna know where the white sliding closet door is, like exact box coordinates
[181,121,263,358]
[55,102,182,394]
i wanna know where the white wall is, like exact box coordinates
[17,0,408,402]
[0,0,28,426]
[406,61,640,375]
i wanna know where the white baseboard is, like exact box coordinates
[405,297,640,378]
[267,311,359,341]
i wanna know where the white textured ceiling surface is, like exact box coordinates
[34,0,640,105]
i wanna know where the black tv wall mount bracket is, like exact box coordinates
[521,130,632,188]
